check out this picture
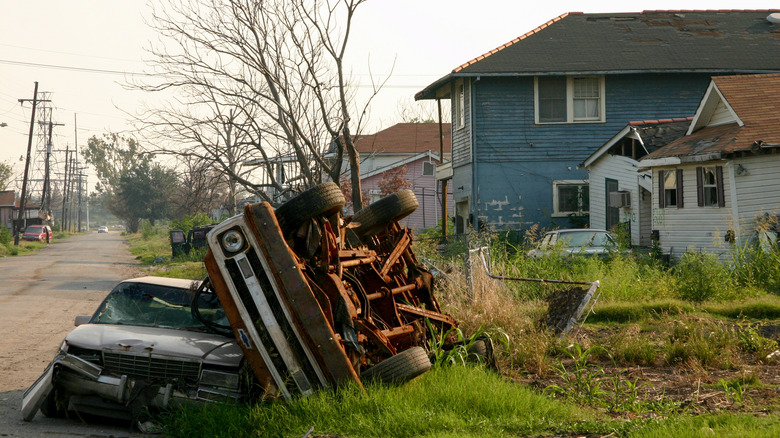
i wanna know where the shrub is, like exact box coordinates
[170,213,214,233]
[730,242,780,294]
[0,226,11,246]
[673,251,730,302]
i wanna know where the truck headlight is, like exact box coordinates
[221,230,244,253]
[200,369,240,390]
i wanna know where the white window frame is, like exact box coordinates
[455,81,465,130]
[663,170,678,208]
[368,188,382,204]
[422,161,434,176]
[701,166,719,207]
[534,75,606,124]
[552,179,589,217]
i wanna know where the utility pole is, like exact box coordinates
[61,146,70,231]
[15,82,46,245]
[41,120,64,225]
[75,114,82,232]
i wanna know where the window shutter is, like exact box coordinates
[696,167,704,207]
[716,166,725,207]
[676,169,684,208]
[658,170,665,208]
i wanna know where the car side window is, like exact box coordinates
[592,232,611,246]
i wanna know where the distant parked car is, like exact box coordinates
[22,276,245,426]
[22,225,52,242]
[97,226,109,233]
[527,229,618,258]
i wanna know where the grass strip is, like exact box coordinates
[158,366,587,438]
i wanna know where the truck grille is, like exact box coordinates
[102,351,201,382]
[225,248,320,394]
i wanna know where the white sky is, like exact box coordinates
[1,0,778,189]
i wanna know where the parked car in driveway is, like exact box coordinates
[22,224,52,242]
[527,229,619,258]
[22,276,245,425]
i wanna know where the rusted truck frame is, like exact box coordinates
[204,184,457,399]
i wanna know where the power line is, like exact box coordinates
[0,59,155,77]
[0,59,431,88]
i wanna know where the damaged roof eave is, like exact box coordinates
[415,68,777,101]
[641,151,723,167]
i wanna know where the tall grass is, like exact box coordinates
[159,366,587,438]
[627,413,780,438]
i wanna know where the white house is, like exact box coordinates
[640,73,780,258]
[581,119,691,246]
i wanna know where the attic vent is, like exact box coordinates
[422,162,435,176]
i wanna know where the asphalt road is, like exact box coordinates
[0,231,145,437]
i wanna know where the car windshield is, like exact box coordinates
[90,281,229,332]
[557,231,613,247]
[25,226,43,233]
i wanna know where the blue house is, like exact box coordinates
[416,10,780,234]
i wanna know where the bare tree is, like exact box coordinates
[133,0,383,210]
[173,154,232,217]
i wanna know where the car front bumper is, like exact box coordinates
[22,353,242,421]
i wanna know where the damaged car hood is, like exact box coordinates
[64,324,243,366]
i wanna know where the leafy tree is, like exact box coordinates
[83,134,179,232]
[0,161,14,191]
[377,165,413,196]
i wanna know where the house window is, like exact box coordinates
[659,169,684,209]
[573,77,600,120]
[553,180,589,216]
[368,188,382,204]
[455,82,465,129]
[422,161,434,176]
[535,75,605,123]
[697,166,725,207]
[537,77,566,122]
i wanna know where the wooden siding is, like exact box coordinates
[451,80,472,168]
[361,157,454,233]
[468,73,712,229]
[732,155,780,244]
[709,100,735,126]
[474,160,583,229]
[588,155,648,245]
[652,164,733,258]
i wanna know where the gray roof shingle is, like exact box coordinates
[418,10,780,99]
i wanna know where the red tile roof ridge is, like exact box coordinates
[454,12,577,73]
[628,117,693,126]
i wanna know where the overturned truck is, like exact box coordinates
[204,183,457,399]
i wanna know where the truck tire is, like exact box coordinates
[351,190,418,238]
[361,346,431,385]
[275,182,346,236]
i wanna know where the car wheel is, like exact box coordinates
[39,389,66,418]
[468,338,498,370]
[361,346,431,385]
[351,189,418,238]
[275,182,346,237]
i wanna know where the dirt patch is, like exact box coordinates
[515,324,780,416]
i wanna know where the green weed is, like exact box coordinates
[720,378,752,405]
[545,344,608,405]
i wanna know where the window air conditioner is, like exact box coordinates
[609,190,631,208]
